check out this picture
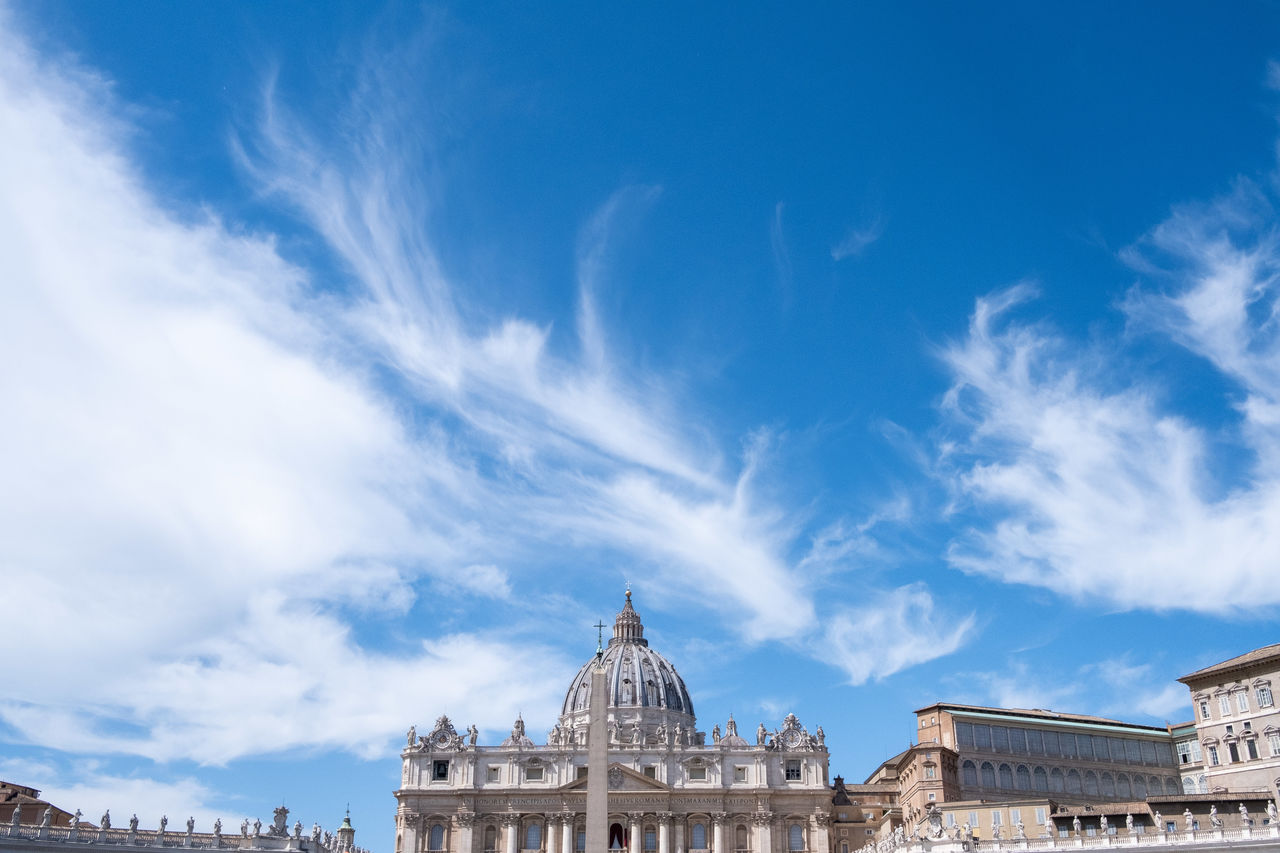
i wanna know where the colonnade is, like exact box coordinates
[399,812,828,853]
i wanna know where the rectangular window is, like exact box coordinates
[1177,741,1194,764]
[1058,830,1069,839]
[1258,685,1274,708]
[928,793,936,801]
[1269,733,1280,755]
[991,811,1002,827]
[1044,731,1061,757]
[643,766,657,779]
[1189,741,1202,762]
[1156,741,1175,766]
[1009,729,1027,754]
[1228,742,1240,763]
[968,813,979,829]
[689,766,707,781]
[1140,740,1157,764]
[946,815,956,828]
[576,766,588,779]
[1199,699,1211,720]
[1207,746,1220,766]
[992,726,1010,753]
[925,766,935,779]
[1107,825,1117,836]
[525,766,543,781]
[1237,692,1249,713]
[1027,730,1044,755]
[1010,810,1021,826]
[1246,740,1258,760]
[956,722,975,748]
[433,760,450,781]
[974,725,992,750]
[1219,695,1231,716]
[486,766,501,782]
[1125,739,1142,763]
[785,760,802,781]
[1035,809,1046,826]
[733,766,747,783]
[1074,735,1091,760]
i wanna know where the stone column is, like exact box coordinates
[811,815,829,853]
[401,815,421,853]
[752,814,772,853]
[561,817,574,853]
[674,821,685,853]
[546,818,558,853]
[456,813,476,853]
[505,817,519,853]
[628,815,642,853]
[658,815,672,853]
[712,816,726,853]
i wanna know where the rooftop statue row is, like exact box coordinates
[405,711,825,752]
[2,804,366,853]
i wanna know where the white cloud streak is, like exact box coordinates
[939,178,1280,614]
[821,584,976,685]
[0,10,964,762]
[831,216,885,261]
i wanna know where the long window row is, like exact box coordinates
[955,723,1174,767]
[960,760,1179,799]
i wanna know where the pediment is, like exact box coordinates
[559,763,671,792]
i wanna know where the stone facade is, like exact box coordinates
[394,593,831,853]
[1178,644,1280,799]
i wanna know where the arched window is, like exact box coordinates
[1066,770,1081,794]
[576,831,585,852]
[1049,768,1064,793]
[1183,777,1196,794]
[1033,767,1048,792]
[1084,772,1099,796]
[1166,778,1180,795]
[1100,773,1115,797]
[1132,776,1146,799]
[526,824,541,850]
[735,825,748,852]
[1148,777,1161,797]
[1015,765,1031,790]
[998,764,1014,789]
[484,827,497,853]
[429,825,445,851]
[692,824,707,850]
[962,761,977,786]
[789,825,804,852]
[1116,774,1131,799]
[980,762,996,788]
[644,828,656,852]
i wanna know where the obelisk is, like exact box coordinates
[585,623,608,853]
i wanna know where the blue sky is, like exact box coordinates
[3,1,1280,850]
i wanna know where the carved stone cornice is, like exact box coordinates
[657,814,674,827]
[711,813,727,827]
[750,812,773,827]
[454,813,476,828]
[813,814,831,827]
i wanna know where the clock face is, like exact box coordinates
[436,731,451,746]
[781,729,802,748]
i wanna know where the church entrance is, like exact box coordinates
[609,823,626,850]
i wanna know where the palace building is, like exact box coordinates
[393,592,832,853]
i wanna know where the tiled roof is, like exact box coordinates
[1177,643,1280,684]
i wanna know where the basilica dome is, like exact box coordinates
[558,591,696,732]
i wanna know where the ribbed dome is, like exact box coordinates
[559,591,695,730]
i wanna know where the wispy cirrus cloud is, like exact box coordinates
[937,175,1280,614]
[0,9,963,766]
[831,215,885,261]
